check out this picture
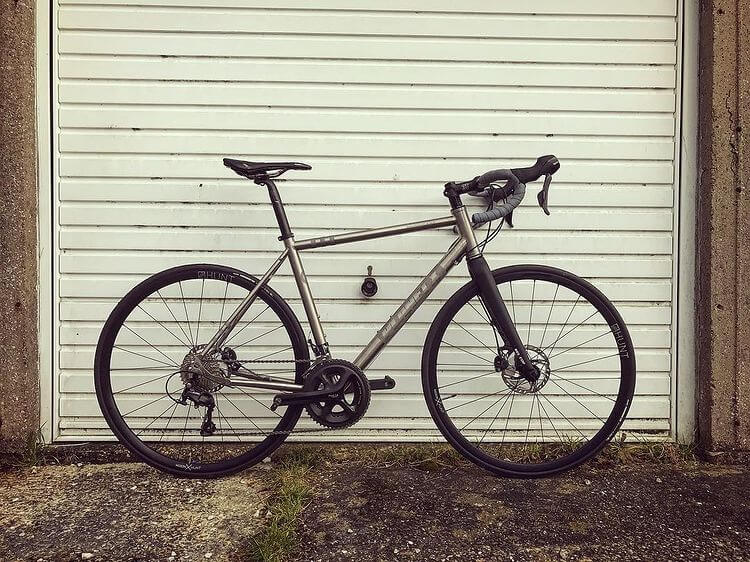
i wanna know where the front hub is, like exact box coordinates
[501,345,551,394]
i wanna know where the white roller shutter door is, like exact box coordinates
[53,1,682,440]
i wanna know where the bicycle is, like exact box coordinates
[94,155,636,478]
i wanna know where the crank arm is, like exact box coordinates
[270,374,350,411]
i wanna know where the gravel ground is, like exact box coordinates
[0,462,271,561]
[294,462,750,562]
[1,449,749,562]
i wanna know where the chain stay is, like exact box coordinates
[216,356,340,436]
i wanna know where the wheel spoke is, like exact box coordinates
[215,398,243,442]
[221,392,268,436]
[547,378,607,424]
[436,370,499,391]
[537,394,563,442]
[550,376,616,402]
[537,391,588,440]
[527,280,535,345]
[113,346,177,369]
[548,330,612,360]
[544,295,580,356]
[157,289,193,349]
[195,278,205,345]
[461,390,510,431]
[468,298,502,352]
[544,309,600,354]
[539,284,559,349]
[224,305,271,346]
[121,324,179,368]
[136,400,179,438]
[234,324,285,350]
[178,281,194,347]
[477,390,514,445]
[235,386,282,418]
[250,346,294,362]
[500,391,516,445]
[136,304,191,348]
[158,401,181,442]
[121,393,169,418]
[450,319,497,356]
[554,353,621,373]
[114,372,175,395]
[444,389,511,413]
[440,340,493,364]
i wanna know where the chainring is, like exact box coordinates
[303,359,371,429]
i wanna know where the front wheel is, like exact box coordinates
[422,265,635,478]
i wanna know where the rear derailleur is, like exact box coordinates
[178,384,217,437]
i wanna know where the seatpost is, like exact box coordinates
[256,177,293,240]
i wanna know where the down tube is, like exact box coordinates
[353,237,468,371]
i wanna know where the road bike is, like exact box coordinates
[94,155,636,478]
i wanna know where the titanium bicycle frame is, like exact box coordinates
[200,178,528,392]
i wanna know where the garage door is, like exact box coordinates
[53,1,681,441]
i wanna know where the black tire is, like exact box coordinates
[94,264,309,478]
[422,265,635,478]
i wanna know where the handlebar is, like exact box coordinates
[450,155,560,226]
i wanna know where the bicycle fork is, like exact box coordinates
[453,207,537,379]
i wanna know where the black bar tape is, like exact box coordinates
[471,182,526,225]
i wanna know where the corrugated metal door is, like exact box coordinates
[55,1,680,440]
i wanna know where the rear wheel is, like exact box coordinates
[94,264,309,478]
[422,265,635,477]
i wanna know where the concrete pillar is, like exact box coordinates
[697,0,750,451]
[0,0,39,450]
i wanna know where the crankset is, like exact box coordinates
[271,358,371,429]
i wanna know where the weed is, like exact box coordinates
[248,454,314,562]
[2,427,46,468]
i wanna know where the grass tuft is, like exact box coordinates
[1,427,47,469]
[248,454,314,562]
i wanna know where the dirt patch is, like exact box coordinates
[293,463,750,562]
[0,463,271,561]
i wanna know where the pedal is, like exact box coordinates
[369,375,396,391]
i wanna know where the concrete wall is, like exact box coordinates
[697,0,750,451]
[0,0,39,450]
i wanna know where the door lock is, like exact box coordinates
[361,265,378,298]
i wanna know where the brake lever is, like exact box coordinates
[536,174,552,216]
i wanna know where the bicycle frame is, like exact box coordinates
[200,177,511,392]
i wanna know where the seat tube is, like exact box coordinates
[262,177,329,356]
[285,238,329,355]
